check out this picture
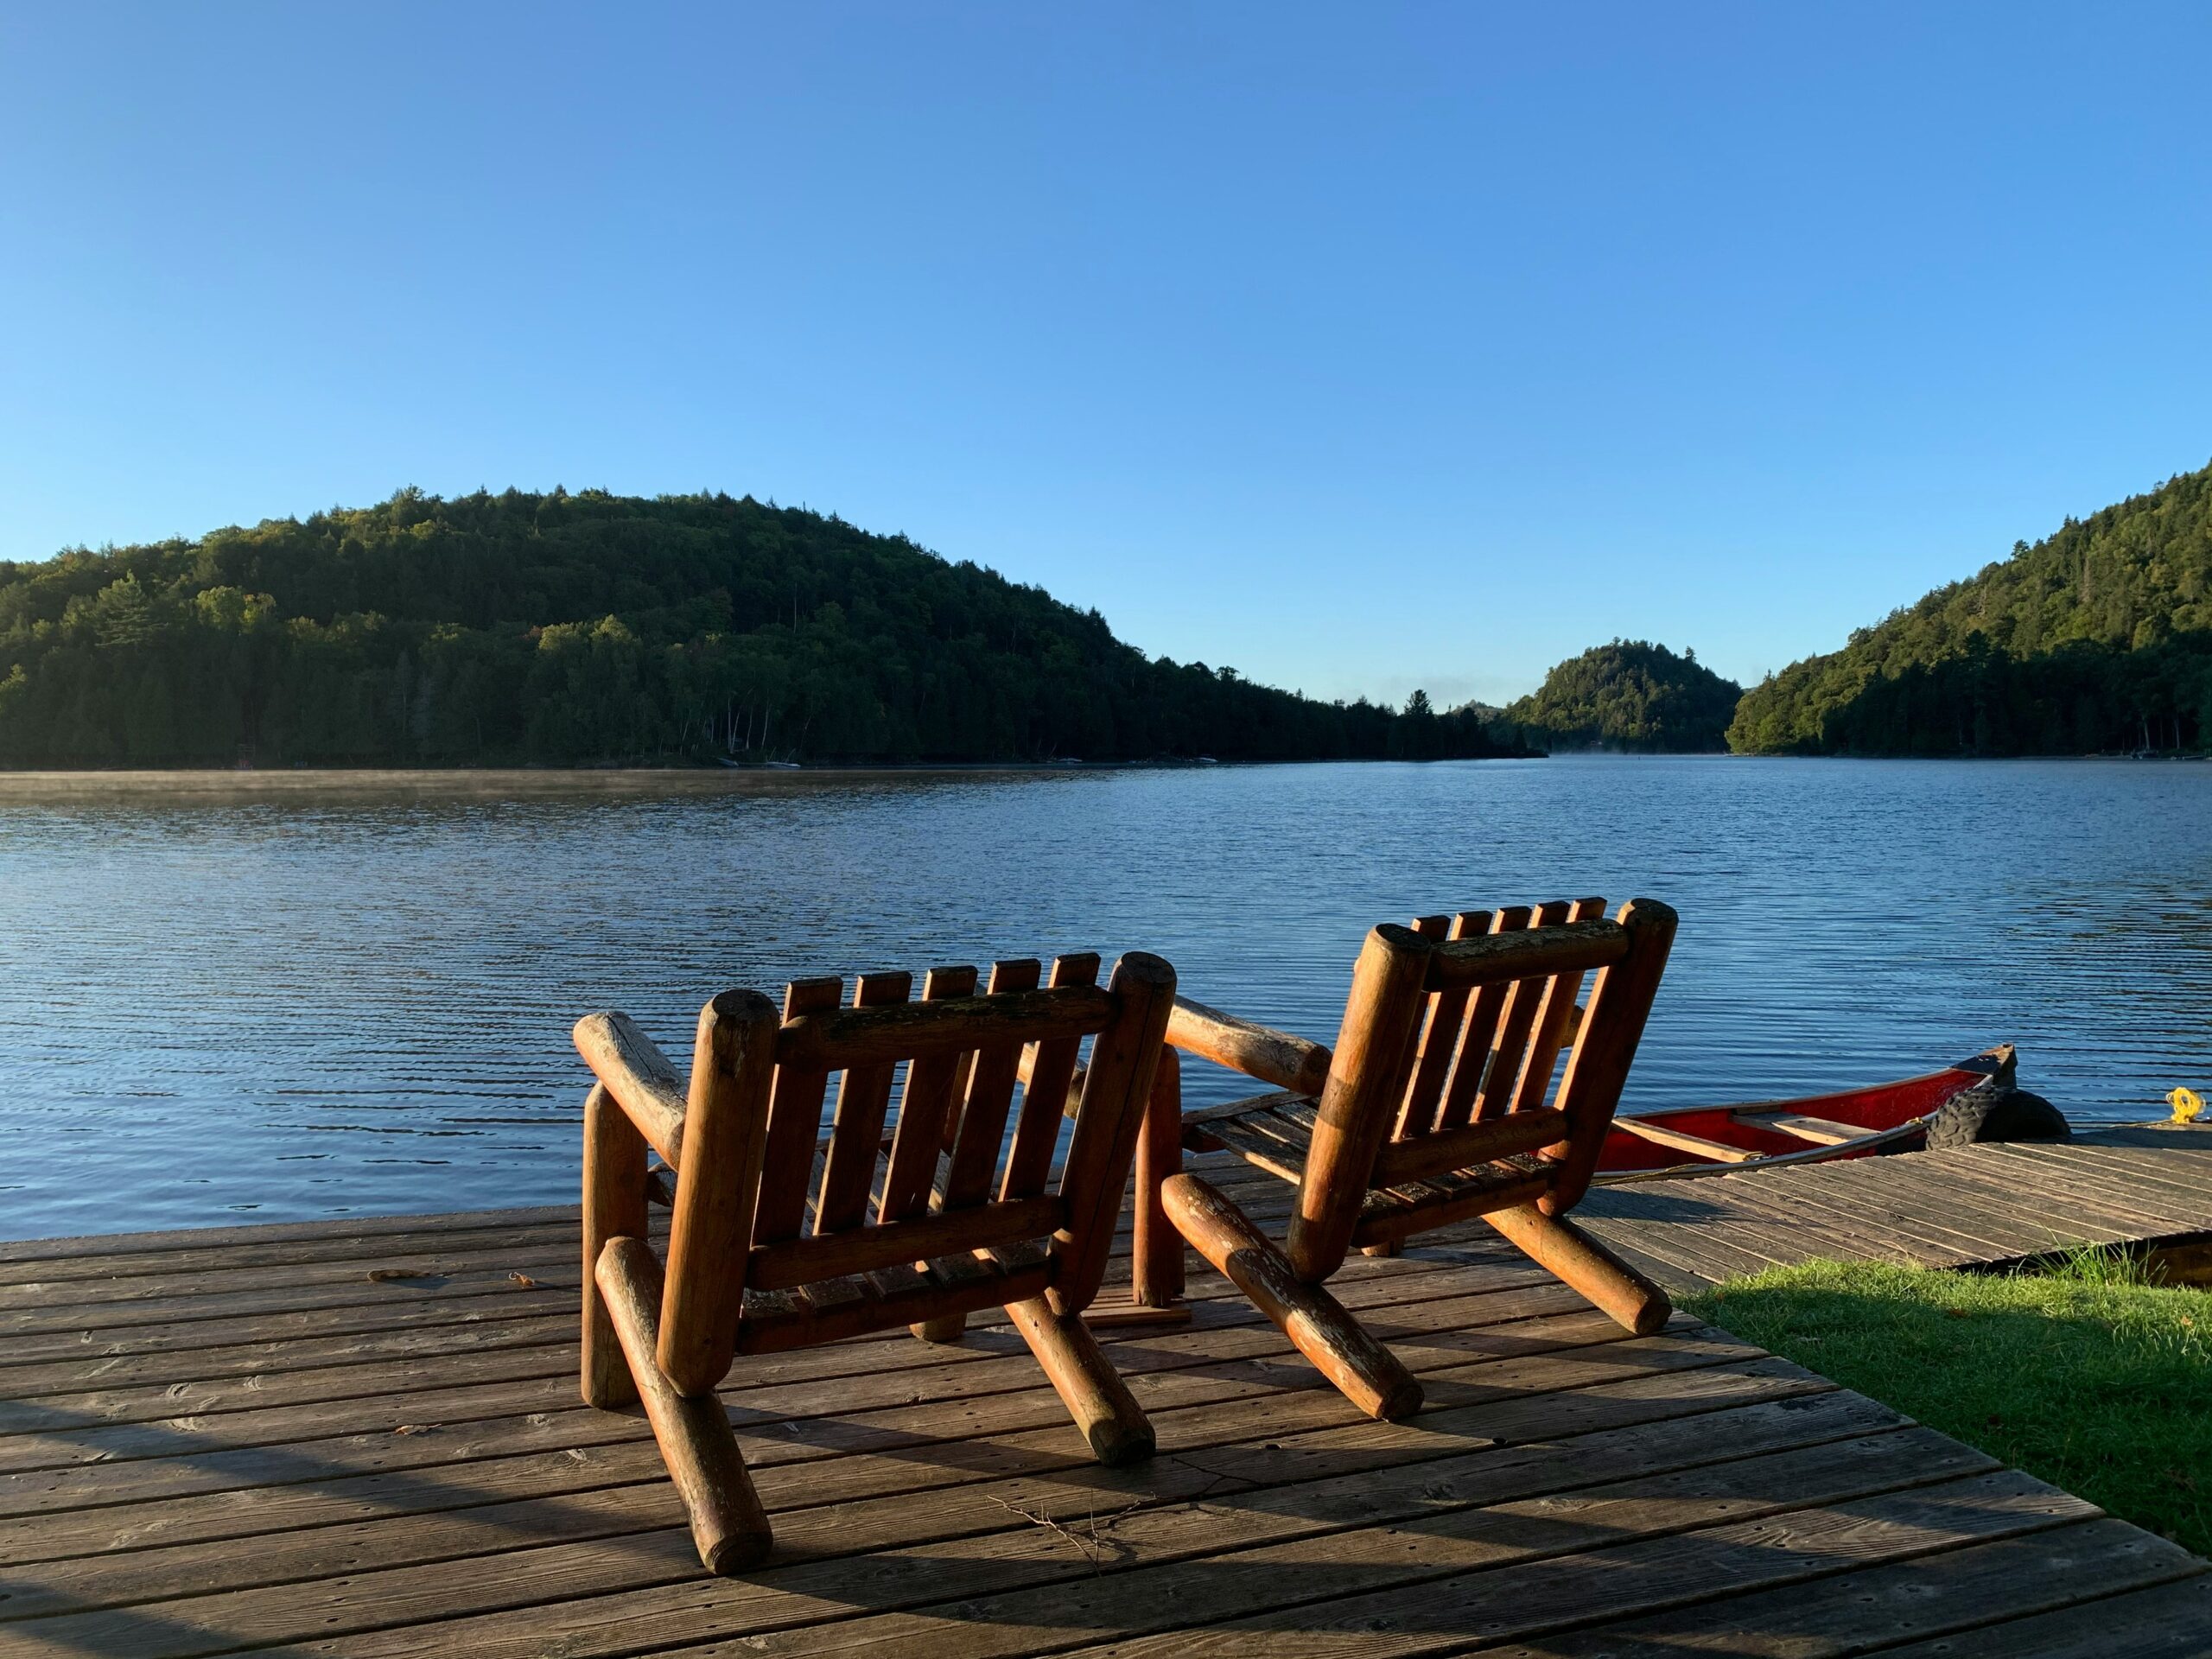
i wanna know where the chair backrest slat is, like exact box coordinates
[1433,906,1529,1130]
[1509,896,1608,1114]
[1392,913,1465,1140]
[1469,900,1570,1122]
[1000,954,1101,1198]
[752,976,843,1244]
[813,971,912,1233]
[941,958,1042,1210]
[877,965,978,1224]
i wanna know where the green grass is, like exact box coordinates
[1686,1248,2212,1558]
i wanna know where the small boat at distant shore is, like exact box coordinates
[1595,1044,2067,1183]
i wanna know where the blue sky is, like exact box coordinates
[3,4,2208,706]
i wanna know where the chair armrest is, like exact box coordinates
[575,1011,689,1166]
[1013,994,1332,1123]
[1166,995,1332,1096]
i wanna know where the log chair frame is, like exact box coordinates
[575,949,1177,1573]
[1132,899,1677,1421]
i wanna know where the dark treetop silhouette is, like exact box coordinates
[0,487,1523,768]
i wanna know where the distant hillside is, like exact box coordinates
[1498,640,1742,753]
[0,488,1528,768]
[1731,461,2212,755]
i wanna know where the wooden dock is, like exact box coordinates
[1580,1126,2212,1293]
[0,1151,2204,1658]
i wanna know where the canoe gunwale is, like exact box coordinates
[1593,1046,2016,1185]
[1592,1112,1937,1184]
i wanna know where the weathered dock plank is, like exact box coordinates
[0,1150,2196,1657]
[1580,1128,2212,1291]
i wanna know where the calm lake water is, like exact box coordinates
[1,756,2206,1241]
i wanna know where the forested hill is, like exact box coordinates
[1730,461,2212,755]
[1495,640,1742,753]
[0,488,1519,767]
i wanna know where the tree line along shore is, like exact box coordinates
[0,490,1522,770]
[0,461,2205,766]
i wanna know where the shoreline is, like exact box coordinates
[0,751,2190,802]
[0,763,1171,800]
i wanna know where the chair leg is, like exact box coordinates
[596,1237,772,1574]
[1132,1050,1188,1306]
[581,1084,646,1409]
[1006,1294,1156,1465]
[1083,1052,1194,1332]
[1484,1203,1672,1336]
[911,1313,968,1344]
[1160,1173,1422,1421]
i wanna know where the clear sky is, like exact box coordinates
[3,4,2209,706]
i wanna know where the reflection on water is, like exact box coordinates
[1,756,2206,1240]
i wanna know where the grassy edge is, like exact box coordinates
[1685,1248,2211,1559]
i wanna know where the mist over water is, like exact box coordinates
[2,755,2205,1240]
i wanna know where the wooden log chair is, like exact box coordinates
[573,949,1178,1573]
[1132,899,1677,1421]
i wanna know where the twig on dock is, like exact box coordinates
[984,1494,1149,1572]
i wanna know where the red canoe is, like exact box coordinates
[1594,1045,2018,1183]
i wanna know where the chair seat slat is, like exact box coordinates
[1234,1106,1311,1154]
[986,1237,1052,1274]
[1200,1112,1309,1185]
[1273,1096,1321,1132]
[922,1249,998,1293]
[798,1271,870,1316]
[862,1262,926,1300]
[1179,1088,1309,1128]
